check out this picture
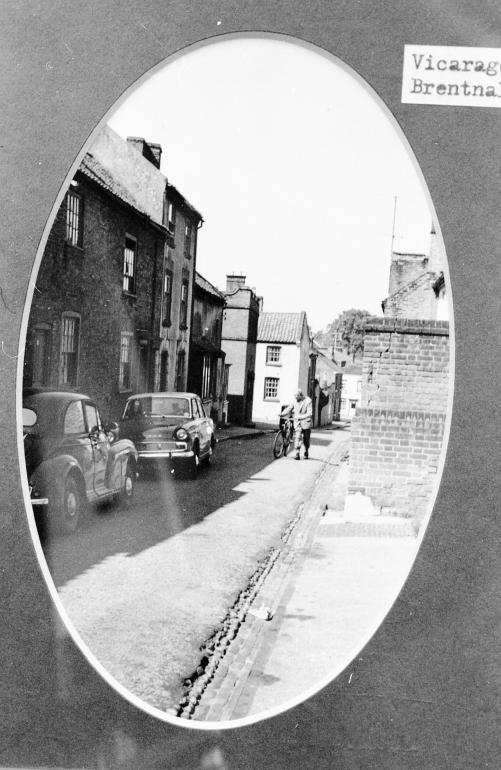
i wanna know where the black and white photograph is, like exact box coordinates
[21,36,450,727]
[2,3,500,768]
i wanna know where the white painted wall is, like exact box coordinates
[252,342,302,425]
[340,371,363,420]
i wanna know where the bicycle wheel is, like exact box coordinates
[283,430,291,456]
[273,430,285,459]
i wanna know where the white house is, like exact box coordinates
[339,363,363,420]
[252,311,311,426]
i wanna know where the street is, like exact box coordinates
[44,425,350,715]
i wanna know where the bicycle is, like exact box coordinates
[273,414,294,459]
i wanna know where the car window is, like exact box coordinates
[64,400,86,435]
[84,402,101,433]
[124,396,190,418]
[191,399,200,419]
[198,400,207,418]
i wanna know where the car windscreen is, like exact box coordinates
[123,397,191,419]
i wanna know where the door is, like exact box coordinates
[61,399,94,492]
[192,397,211,456]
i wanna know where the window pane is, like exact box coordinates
[60,316,79,385]
[84,402,101,432]
[66,191,82,246]
[64,401,86,434]
[120,333,132,389]
[123,237,136,293]
[264,377,279,399]
[266,346,281,363]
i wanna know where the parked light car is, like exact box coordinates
[22,390,138,534]
[119,392,215,478]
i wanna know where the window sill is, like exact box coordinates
[264,397,280,402]
[122,291,137,299]
[265,362,282,367]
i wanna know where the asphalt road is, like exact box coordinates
[45,433,280,587]
[40,426,349,714]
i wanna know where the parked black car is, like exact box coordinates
[119,392,215,478]
[23,390,138,534]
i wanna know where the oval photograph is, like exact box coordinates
[21,36,451,726]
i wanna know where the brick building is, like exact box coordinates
[221,275,261,425]
[187,272,229,424]
[24,126,202,420]
[347,225,450,526]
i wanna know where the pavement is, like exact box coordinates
[188,451,418,725]
[215,420,350,443]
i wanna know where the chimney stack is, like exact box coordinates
[127,137,162,169]
[226,274,247,293]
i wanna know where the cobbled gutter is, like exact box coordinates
[171,504,304,720]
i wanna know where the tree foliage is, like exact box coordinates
[315,308,371,360]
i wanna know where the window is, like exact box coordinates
[29,325,51,386]
[66,190,83,247]
[162,268,173,326]
[266,345,281,364]
[202,354,211,399]
[63,400,85,435]
[264,377,279,400]
[84,402,101,433]
[167,201,176,233]
[119,332,133,390]
[59,314,80,386]
[123,235,137,294]
[184,219,193,257]
[176,350,186,390]
[180,280,189,328]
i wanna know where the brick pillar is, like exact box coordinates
[347,317,450,524]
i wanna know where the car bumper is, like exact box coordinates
[31,496,49,506]
[137,449,195,461]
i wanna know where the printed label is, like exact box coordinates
[402,45,501,107]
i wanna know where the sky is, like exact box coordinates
[108,36,433,333]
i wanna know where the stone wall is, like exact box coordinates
[347,316,450,523]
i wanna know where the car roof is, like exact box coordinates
[23,389,91,402]
[125,392,199,400]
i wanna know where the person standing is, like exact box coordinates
[281,389,313,460]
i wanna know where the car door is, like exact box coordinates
[60,399,94,493]
[83,401,110,496]
[194,397,211,455]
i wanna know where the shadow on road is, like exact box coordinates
[44,433,290,586]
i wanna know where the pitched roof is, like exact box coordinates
[195,272,225,302]
[80,154,158,223]
[258,312,307,344]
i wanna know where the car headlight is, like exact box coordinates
[174,427,188,441]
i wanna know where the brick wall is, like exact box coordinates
[349,408,446,519]
[24,174,167,421]
[348,316,450,523]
